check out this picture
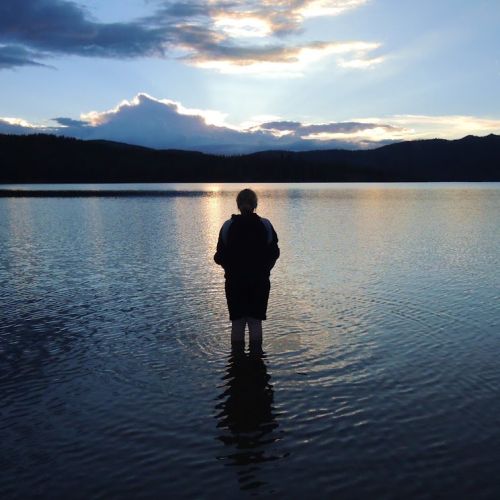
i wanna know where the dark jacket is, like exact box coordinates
[214,213,280,320]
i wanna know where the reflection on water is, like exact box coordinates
[1,183,500,499]
[215,345,285,491]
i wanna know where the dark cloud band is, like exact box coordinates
[0,44,47,69]
[0,0,380,70]
[0,0,168,62]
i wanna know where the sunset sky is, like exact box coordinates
[1,0,500,153]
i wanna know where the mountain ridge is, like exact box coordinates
[0,133,499,182]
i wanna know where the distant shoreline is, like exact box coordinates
[0,189,203,197]
[2,182,500,198]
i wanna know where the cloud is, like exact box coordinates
[3,94,500,152]
[0,44,48,69]
[65,93,412,151]
[0,116,43,134]
[145,1,384,74]
[186,40,382,75]
[338,56,385,68]
[257,120,399,135]
[0,93,402,151]
[74,94,246,150]
[159,0,371,37]
[52,117,89,127]
[251,118,406,147]
[355,114,500,140]
[0,92,493,153]
[0,0,167,59]
[0,0,383,73]
[1,94,499,152]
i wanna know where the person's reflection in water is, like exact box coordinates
[215,343,285,492]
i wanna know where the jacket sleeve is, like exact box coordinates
[267,225,280,270]
[214,226,227,268]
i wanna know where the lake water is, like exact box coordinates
[1,183,499,499]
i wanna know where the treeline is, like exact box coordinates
[0,133,499,182]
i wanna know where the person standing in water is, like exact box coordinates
[214,189,280,346]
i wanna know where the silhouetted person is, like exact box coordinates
[214,189,280,346]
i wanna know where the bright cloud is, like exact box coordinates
[214,16,272,38]
[0,117,38,128]
[338,56,385,68]
[81,94,229,127]
[298,0,369,18]
[2,94,500,153]
[0,117,47,135]
[190,41,383,75]
[356,115,500,140]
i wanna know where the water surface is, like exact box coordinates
[1,183,499,498]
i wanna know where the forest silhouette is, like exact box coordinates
[1,133,499,183]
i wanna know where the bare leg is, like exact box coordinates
[231,318,246,344]
[247,317,263,346]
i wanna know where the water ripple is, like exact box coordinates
[1,186,500,498]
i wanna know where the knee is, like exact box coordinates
[231,318,246,343]
[247,317,261,327]
[247,317,262,338]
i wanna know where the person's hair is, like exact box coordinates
[236,188,258,214]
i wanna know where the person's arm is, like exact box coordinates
[214,228,226,267]
[214,220,231,268]
[267,225,280,270]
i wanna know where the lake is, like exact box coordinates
[1,183,499,499]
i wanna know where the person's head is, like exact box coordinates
[236,188,258,215]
